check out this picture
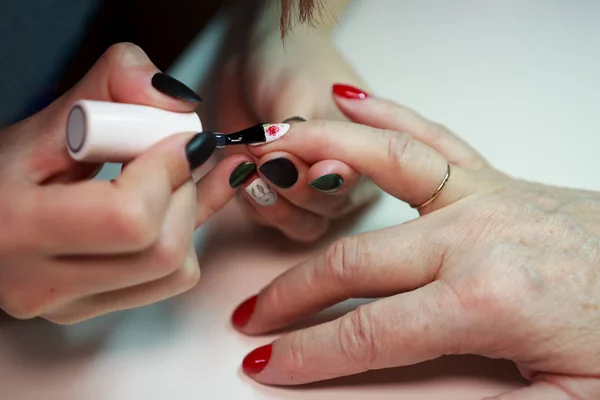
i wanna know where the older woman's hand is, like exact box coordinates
[233,85,600,399]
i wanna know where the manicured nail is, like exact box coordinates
[282,116,306,123]
[232,295,257,328]
[259,158,298,189]
[333,83,368,100]
[242,344,272,375]
[247,124,290,146]
[229,162,256,188]
[245,177,277,206]
[309,174,344,193]
[152,72,203,103]
[186,132,216,170]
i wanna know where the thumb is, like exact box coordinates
[8,43,201,181]
[51,42,200,121]
[484,376,600,399]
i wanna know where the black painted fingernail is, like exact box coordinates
[309,174,343,193]
[186,132,216,170]
[259,158,298,189]
[281,116,306,123]
[229,162,256,188]
[152,73,203,103]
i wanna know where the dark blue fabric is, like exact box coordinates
[0,1,102,126]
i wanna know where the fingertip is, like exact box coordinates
[193,153,256,225]
[243,176,279,207]
[185,132,217,171]
[229,161,257,189]
[105,50,200,112]
[151,72,203,104]
[308,174,344,194]
[245,124,297,158]
[307,160,358,195]
[242,344,272,376]
[232,295,258,330]
[332,83,369,100]
[114,42,151,67]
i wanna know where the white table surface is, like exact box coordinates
[1,1,599,399]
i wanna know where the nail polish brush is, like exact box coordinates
[65,100,289,163]
[211,123,290,148]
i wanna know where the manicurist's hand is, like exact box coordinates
[233,84,600,399]
[0,43,255,324]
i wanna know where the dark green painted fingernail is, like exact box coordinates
[281,116,307,123]
[229,162,257,188]
[309,174,343,193]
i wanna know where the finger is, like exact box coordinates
[332,84,486,170]
[233,223,445,334]
[43,242,201,325]
[262,73,322,122]
[194,154,258,226]
[484,376,600,400]
[242,282,468,385]
[307,160,360,196]
[248,119,475,212]
[236,190,272,227]
[257,152,364,219]
[308,160,380,217]
[242,175,329,243]
[34,154,252,312]
[55,43,199,118]
[12,43,200,182]
[25,132,215,255]
[43,179,197,307]
[10,181,194,320]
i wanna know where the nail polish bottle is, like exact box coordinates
[66,100,202,162]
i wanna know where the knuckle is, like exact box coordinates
[424,122,451,142]
[385,131,413,171]
[285,335,308,379]
[324,236,361,284]
[101,42,143,67]
[112,193,160,249]
[152,237,190,276]
[178,258,201,291]
[450,245,520,321]
[338,305,378,369]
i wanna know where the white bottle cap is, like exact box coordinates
[66,100,202,162]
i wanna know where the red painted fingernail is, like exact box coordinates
[242,344,272,375]
[333,83,369,100]
[232,295,257,328]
